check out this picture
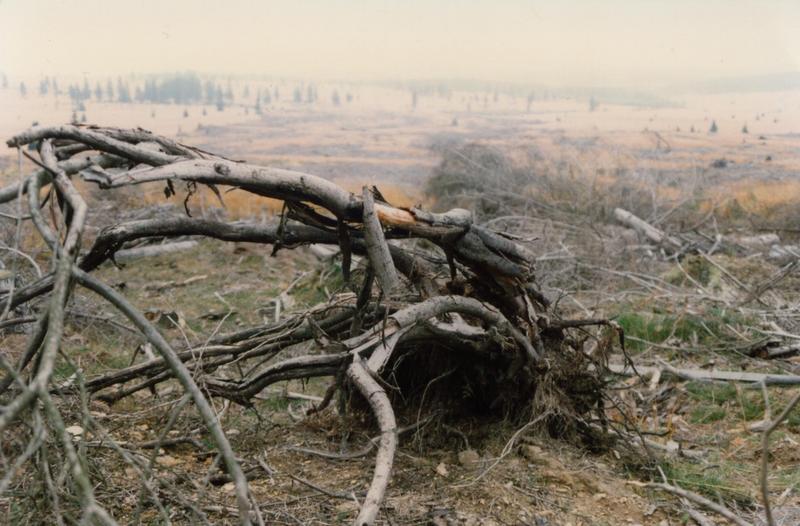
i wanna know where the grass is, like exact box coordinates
[54,343,121,381]
[53,359,78,381]
[660,457,756,506]
[662,255,721,288]
[684,381,765,424]
[684,381,800,427]
[773,459,800,493]
[91,238,306,334]
[59,319,148,380]
[685,381,738,403]
[292,265,347,307]
[613,306,751,354]
[689,404,728,424]
[256,396,293,412]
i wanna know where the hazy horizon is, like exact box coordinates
[1,0,799,89]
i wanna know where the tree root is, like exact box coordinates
[0,125,618,525]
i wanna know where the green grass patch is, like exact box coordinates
[685,382,737,403]
[660,459,754,505]
[770,397,800,428]
[54,360,78,381]
[257,396,293,412]
[684,381,767,424]
[613,306,751,353]
[293,266,347,307]
[689,405,727,424]
[663,255,721,288]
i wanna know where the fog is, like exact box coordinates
[1,0,798,88]
[4,3,800,525]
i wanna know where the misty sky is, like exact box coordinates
[1,0,798,86]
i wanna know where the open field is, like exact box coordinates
[2,81,800,525]
[3,81,800,199]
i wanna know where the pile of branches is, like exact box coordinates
[0,125,618,525]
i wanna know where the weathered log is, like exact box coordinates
[113,240,199,261]
[614,208,682,249]
[609,362,800,386]
[362,186,400,294]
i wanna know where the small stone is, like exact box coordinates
[65,425,84,436]
[435,462,449,477]
[665,440,680,455]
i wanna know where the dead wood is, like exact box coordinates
[0,124,616,525]
[609,362,800,386]
[630,480,753,526]
[613,206,757,258]
[113,239,199,261]
[614,207,683,250]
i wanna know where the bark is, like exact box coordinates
[347,359,397,526]
[614,207,682,249]
[362,187,400,294]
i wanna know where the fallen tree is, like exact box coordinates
[0,125,618,525]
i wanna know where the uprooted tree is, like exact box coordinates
[0,125,620,525]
